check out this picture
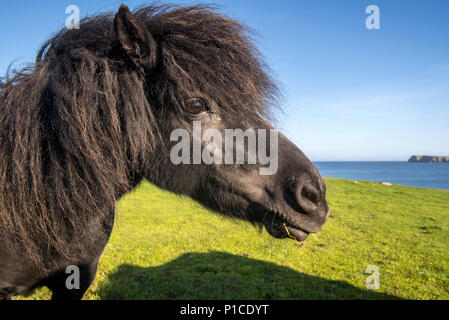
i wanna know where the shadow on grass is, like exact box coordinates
[96,251,401,300]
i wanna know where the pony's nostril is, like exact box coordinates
[294,182,320,214]
[284,180,322,215]
[301,183,320,206]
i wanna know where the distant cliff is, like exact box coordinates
[409,155,449,163]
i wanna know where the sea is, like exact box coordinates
[313,162,449,190]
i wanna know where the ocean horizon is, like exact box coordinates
[313,161,449,190]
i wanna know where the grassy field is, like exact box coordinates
[20,178,449,300]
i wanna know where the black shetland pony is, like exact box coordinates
[0,4,329,299]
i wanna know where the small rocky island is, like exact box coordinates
[408,155,449,163]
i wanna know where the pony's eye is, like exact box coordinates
[185,98,208,115]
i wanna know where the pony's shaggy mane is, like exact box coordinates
[0,4,278,271]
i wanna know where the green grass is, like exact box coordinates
[19,178,449,300]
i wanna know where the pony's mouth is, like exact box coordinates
[262,212,311,242]
[204,176,327,243]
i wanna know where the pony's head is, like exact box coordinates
[108,5,330,240]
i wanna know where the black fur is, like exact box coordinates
[0,4,329,300]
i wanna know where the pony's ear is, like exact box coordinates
[114,4,158,71]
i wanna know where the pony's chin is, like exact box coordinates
[264,222,309,242]
[284,226,310,241]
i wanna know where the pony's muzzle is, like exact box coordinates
[284,176,330,228]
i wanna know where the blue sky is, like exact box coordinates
[1,0,448,161]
